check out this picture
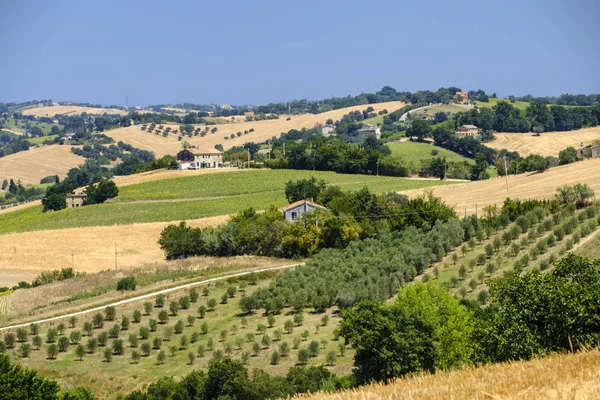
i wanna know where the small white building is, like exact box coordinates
[177,149,223,169]
[321,125,335,135]
[66,193,87,208]
[456,125,481,138]
[282,200,327,222]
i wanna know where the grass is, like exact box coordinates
[475,98,530,111]
[360,114,384,126]
[387,141,473,165]
[0,170,451,235]
[2,117,62,135]
[410,104,471,117]
[27,135,58,146]
[7,274,352,398]
[575,228,600,259]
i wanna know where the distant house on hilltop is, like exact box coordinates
[456,124,481,139]
[454,91,469,104]
[577,142,600,159]
[177,149,223,169]
[282,200,327,222]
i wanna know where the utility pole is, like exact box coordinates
[283,142,286,158]
[114,244,118,272]
[376,158,379,177]
[71,250,75,273]
[247,149,250,168]
[503,155,509,192]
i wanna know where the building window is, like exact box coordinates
[291,211,297,220]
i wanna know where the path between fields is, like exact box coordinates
[0,262,303,332]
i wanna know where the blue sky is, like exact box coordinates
[1,0,598,106]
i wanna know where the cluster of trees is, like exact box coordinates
[334,107,377,136]
[159,185,457,261]
[515,93,600,106]
[456,100,600,133]
[71,141,153,166]
[82,180,119,205]
[0,136,30,158]
[244,218,464,312]
[0,178,47,205]
[123,359,350,400]
[340,254,600,383]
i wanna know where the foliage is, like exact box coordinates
[339,281,475,384]
[116,277,137,292]
[0,354,60,399]
[285,177,327,203]
[83,180,119,205]
[555,184,595,208]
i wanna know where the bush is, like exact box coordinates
[117,277,137,292]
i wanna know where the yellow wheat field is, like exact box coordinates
[297,349,600,400]
[0,145,86,185]
[105,101,406,156]
[22,105,128,118]
[402,157,600,215]
[487,126,600,157]
[0,215,229,280]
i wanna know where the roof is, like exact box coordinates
[459,124,479,130]
[282,200,327,212]
[67,193,87,198]
[179,148,223,155]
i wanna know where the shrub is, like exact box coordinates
[116,277,137,292]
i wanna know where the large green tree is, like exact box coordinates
[0,354,60,400]
[339,281,475,384]
[406,119,432,141]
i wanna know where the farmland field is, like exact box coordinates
[0,169,451,235]
[402,158,600,215]
[105,101,406,156]
[26,134,59,146]
[298,348,600,400]
[1,117,61,135]
[410,104,472,117]
[22,105,128,117]
[387,140,473,165]
[0,145,86,185]
[487,126,600,157]
[4,273,353,398]
[475,97,530,111]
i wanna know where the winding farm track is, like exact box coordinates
[0,263,303,332]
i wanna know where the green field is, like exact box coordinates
[26,134,59,146]
[475,98,530,111]
[2,117,62,135]
[411,104,471,117]
[360,114,384,126]
[0,170,452,234]
[387,140,473,165]
[7,273,354,398]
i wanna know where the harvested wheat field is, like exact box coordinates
[106,101,406,156]
[0,215,229,279]
[487,126,600,157]
[0,145,86,185]
[297,349,600,400]
[22,105,128,118]
[402,158,600,215]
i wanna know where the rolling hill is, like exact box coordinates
[105,101,406,156]
[402,157,600,215]
[0,145,86,185]
[22,105,128,118]
[487,126,600,157]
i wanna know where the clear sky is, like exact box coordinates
[1,0,599,106]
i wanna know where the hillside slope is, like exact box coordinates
[297,349,600,400]
[487,126,600,157]
[22,105,128,117]
[0,145,86,185]
[401,158,600,215]
[105,101,406,156]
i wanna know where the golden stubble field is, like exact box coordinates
[297,349,600,400]
[403,158,600,215]
[106,101,406,156]
[0,215,229,281]
[0,145,86,185]
[487,126,600,157]
[22,105,128,118]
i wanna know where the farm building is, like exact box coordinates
[176,149,223,170]
[454,91,469,104]
[321,124,335,135]
[66,193,86,208]
[577,143,600,159]
[356,124,381,139]
[282,200,327,222]
[456,124,481,138]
